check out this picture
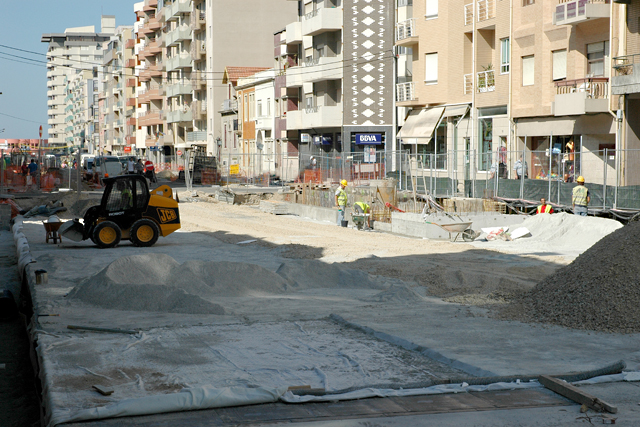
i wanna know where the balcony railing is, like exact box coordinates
[554,0,610,25]
[396,82,416,102]
[476,70,495,93]
[464,4,474,25]
[555,77,609,98]
[304,9,319,20]
[477,0,496,22]
[613,54,640,76]
[395,18,416,42]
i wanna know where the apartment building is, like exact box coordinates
[204,0,298,157]
[283,0,395,163]
[611,0,640,185]
[67,69,99,153]
[395,0,510,179]
[100,26,135,155]
[42,18,114,150]
[135,0,166,160]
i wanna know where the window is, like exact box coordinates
[424,53,438,84]
[522,0,534,5]
[267,98,271,116]
[257,99,262,117]
[552,49,567,81]
[587,41,609,77]
[500,38,510,74]
[243,94,248,121]
[425,0,438,19]
[417,123,446,170]
[522,55,534,86]
[249,93,255,120]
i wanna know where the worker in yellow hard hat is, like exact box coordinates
[572,175,590,216]
[335,179,348,226]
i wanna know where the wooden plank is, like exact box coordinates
[92,384,114,396]
[539,375,618,414]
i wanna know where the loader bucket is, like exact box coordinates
[59,220,85,242]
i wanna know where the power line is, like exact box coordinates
[0,112,47,126]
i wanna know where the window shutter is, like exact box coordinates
[426,0,438,18]
[552,50,566,81]
[522,55,534,86]
[425,53,438,84]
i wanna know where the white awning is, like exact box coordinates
[397,106,445,142]
[442,104,470,119]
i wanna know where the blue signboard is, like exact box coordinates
[313,135,332,145]
[356,133,382,145]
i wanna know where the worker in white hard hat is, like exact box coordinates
[335,179,348,226]
[572,175,590,216]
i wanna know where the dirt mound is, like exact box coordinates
[498,221,640,333]
[180,260,290,296]
[361,285,425,303]
[67,254,223,314]
[276,260,386,291]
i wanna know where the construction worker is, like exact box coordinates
[536,198,553,214]
[335,179,348,226]
[353,201,370,214]
[572,176,590,216]
[117,180,133,210]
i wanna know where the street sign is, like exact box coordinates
[149,146,160,152]
[123,146,132,153]
[177,150,183,156]
[39,125,43,138]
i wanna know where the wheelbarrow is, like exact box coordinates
[43,220,62,244]
[425,221,480,242]
[351,212,370,230]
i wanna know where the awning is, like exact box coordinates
[442,104,470,119]
[397,106,445,142]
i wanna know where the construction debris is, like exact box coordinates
[259,200,289,215]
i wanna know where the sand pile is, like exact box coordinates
[68,255,392,314]
[500,221,640,333]
[362,285,425,303]
[476,213,622,256]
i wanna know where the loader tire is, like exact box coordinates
[130,219,159,247]
[93,221,121,249]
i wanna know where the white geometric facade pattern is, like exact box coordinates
[345,0,393,126]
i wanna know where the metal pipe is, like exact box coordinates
[548,133,553,202]
[603,148,608,209]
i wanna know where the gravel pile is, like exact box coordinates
[501,221,640,333]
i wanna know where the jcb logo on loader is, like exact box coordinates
[157,208,177,223]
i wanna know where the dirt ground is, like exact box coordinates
[177,199,568,308]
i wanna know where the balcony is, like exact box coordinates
[193,100,206,120]
[286,21,303,44]
[165,0,192,21]
[143,0,158,12]
[477,0,496,23]
[395,19,418,46]
[220,99,238,112]
[166,80,193,97]
[396,82,416,103]
[476,70,495,93]
[191,9,206,30]
[554,77,609,116]
[126,78,137,88]
[127,98,137,107]
[612,54,640,95]
[138,85,164,103]
[127,117,137,126]
[166,26,192,47]
[138,109,164,126]
[149,62,163,77]
[464,73,473,94]
[286,56,344,87]
[192,70,206,88]
[302,7,342,37]
[191,40,206,61]
[553,0,610,26]
[166,53,192,71]
[285,105,342,130]
[187,131,207,142]
[166,107,193,123]
[125,39,136,49]
[125,58,137,68]
[126,136,136,145]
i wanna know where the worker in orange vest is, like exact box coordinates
[536,198,553,214]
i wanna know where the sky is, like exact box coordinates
[0,1,137,140]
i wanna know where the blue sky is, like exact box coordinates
[0,1,136,140]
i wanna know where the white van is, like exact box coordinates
[93,156,124,178]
